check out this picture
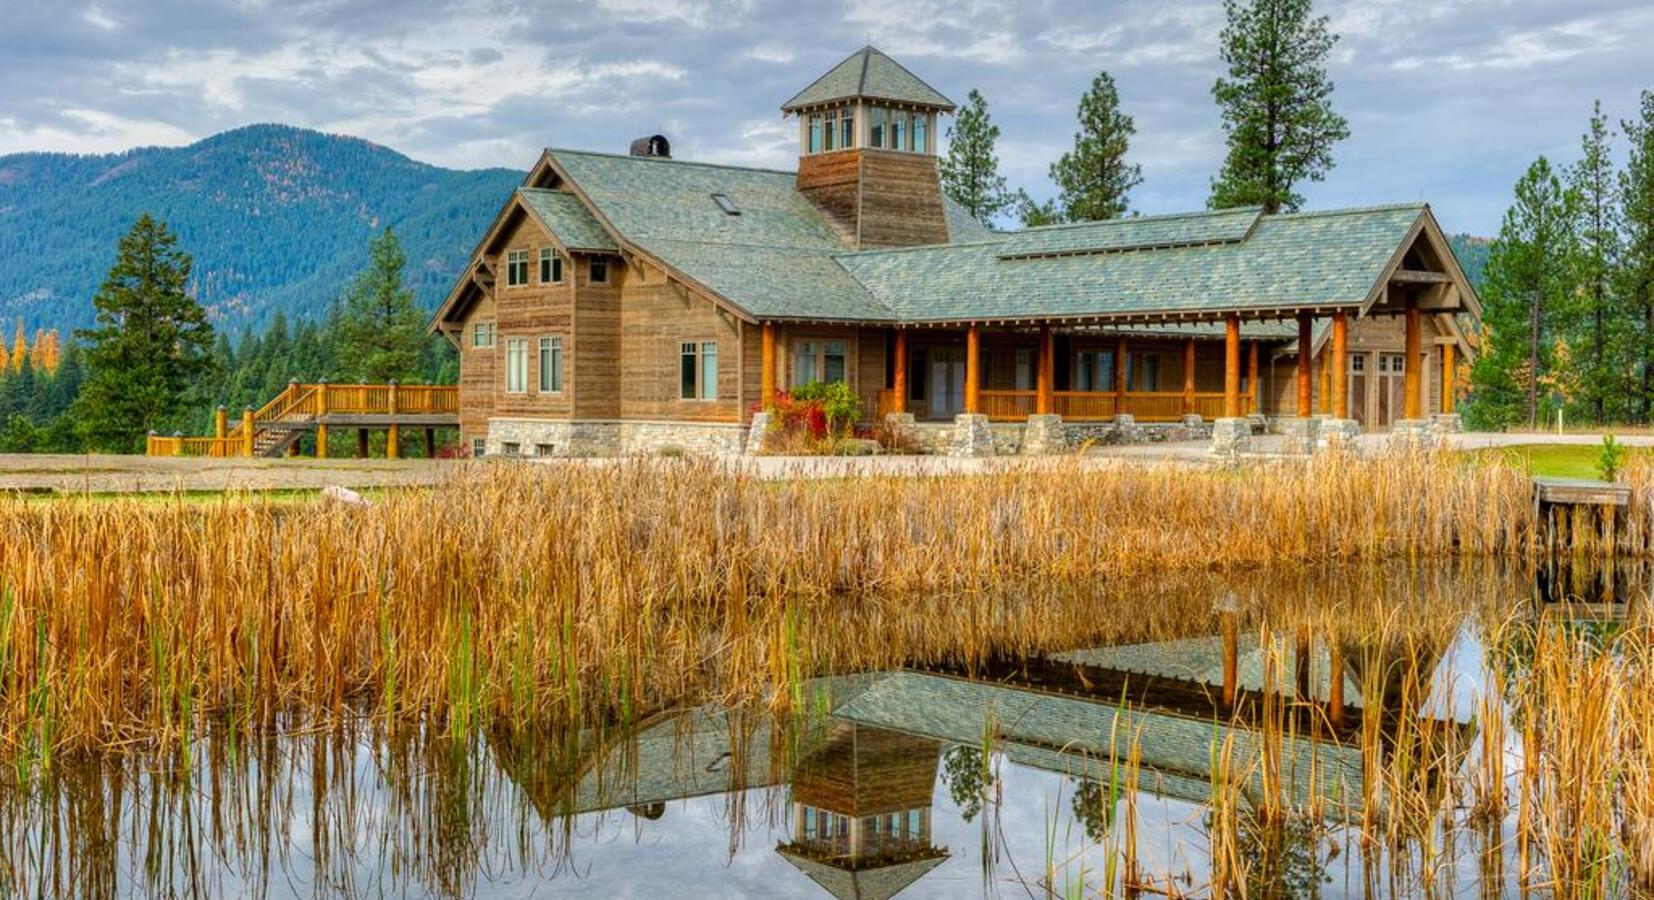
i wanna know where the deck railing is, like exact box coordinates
[869,388,1254,424]
[148,381,459,457]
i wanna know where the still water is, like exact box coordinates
[1,560,1639,898]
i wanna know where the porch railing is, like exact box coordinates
[871,388,1255,424]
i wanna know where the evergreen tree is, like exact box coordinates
[1208,0,1350,213]
[1621,90,1654,422]
[1012,190,1065,228]
[1050,71,1142,221]
[1467,158,1581,429]
[71,214,214,452]
[1568,101,1623,423]
[337,227,425,383]
[939,89,1012,225]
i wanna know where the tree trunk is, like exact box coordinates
[1528,287,1541,428]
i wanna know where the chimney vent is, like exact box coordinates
[629,134,671,159]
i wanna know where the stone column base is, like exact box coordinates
[1023,414,1067,455]
[882,412,917,452]
[1429,413,1463,434]
[1391,418,1438,448]
[1181,413,1204,427]
[1316,418,1360,452]
[1210,417,1252,457]
[1280,417,1320,455]
[949,413,995,457]
[744,411,773,456]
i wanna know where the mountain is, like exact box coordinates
[0,124,522,332]
[1448,233,1491,290]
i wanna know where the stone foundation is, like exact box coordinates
[1279,417,1320,455]
[949,413,995,457]
[1210,417,1252,458]
[1022,414,1068,455]
[1390,418,1439,449]
[744,412,773,455]
[1316,418,1361,453]
[1429,413,1463,434]
[485,418,747,457]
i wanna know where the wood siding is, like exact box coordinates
[618,265,744,422]
[795,150,861,246]
[856,150,950,249]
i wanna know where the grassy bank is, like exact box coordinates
[1468,442,1653,479]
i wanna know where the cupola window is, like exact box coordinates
[808,114,823,153]
[869,107,886,148]
[823,110,837,151]
[912,112,928,153]
[891,110,907,152]
[839,106,855,149]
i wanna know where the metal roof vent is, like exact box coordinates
[711,193,740,216]
[629,134,671,158]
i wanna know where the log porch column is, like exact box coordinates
[1182,339,1196,415]
[386,380,400,460]
[214,405,228,441]
[1223,314,1241,418]
[1404,298,1423,420]
[1036,324,1054,415]
[1296,313,1314,417]
[964,325,981,414]
[1248,340,1260,414]
[1441,341,1456,414]
[315,381,329,459]
[1331,312,1349,419]
[1114,335,1128,412]
[760,323,777,407]
[891,328,908,415]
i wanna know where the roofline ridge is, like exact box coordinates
[546,146,798,177]
[1007,207,1263,235]
[832,234,1011,259]
[1271,201,1430,220]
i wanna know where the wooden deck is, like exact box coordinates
[148,382,459,458]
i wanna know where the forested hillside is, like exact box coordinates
[0,125,521,331]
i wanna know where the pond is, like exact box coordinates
[2,559,1645,898]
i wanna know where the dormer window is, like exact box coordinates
[506,249,529,287]
[540,248,563,283]
[711,193,740,215]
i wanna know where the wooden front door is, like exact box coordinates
[1348,353,1369,429]
[1376,353,1406,428]
[928,347,967,419]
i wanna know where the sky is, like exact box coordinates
[3,0,1653,235]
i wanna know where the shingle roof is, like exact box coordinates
[781,46,955,113]
[518,188,617,253]
[996,207,1262,258]
[835,204,1427,323]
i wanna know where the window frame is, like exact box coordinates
[869,106,886,149]
[506,249,529,287]
[504,337,528,394]
[808,114,823,154]
[679,340,719,400]
[471,437,486,457]
[538,336,564,393]
[470,320,496,349]
[792,339,847,386]
[540,248,563,284]
[912,112,928,153]
[839,106,855,149]
[823,109,837,151]
[588,257,609,285]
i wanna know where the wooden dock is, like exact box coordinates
[1533,476,1633,571]
[147,381,459,459]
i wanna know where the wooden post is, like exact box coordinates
[242,406,256,457]
[1294,627,1311,701]
[964,325,981,414]
[1331,312,1349,419]
[1404,299,1422,420]
[1318,351,1330,414]
[891,328,908,415]
[1036,324,1053,415]
[1114,335,1128,413]
[357,429,369,458]
[1223,314,1241,418]
[314,381,328,459]
[1327,637,1345,729]
[1296,313,1314,417]
[386,380,400,459]
[214,405,228,440]
[1182,339,1196,415]
[1222,613,1238,711]
[1247,340,1260,415]
[424,427,436,458]
[761,323,777,407]
[1441,341,1456,414]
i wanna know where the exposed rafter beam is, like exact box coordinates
[1390,269,1452,284]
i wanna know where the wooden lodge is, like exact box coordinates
[429,45,1482,457]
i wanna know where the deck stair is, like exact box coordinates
[147,381,459,458]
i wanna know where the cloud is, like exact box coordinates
[0,108,194,155]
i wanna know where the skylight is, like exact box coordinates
[711,193,740,216]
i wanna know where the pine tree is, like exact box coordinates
[1568,101,1622,424]
[1050,71,1142,221]
[8,320,24,373]
[1012,190,1065,228]
[71,214,214,452]
[1622,90,1654,422]
[1467,158,1581,429]
[939,89,1011,225]
[1208,0,1350,213]
[337,227,425,383]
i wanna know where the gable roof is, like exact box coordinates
[996,207,1262,259]
[835,204,1436,324]
[782,46,955,113]
[518,188,617,253]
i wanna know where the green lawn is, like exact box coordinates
[1468,443,1647,480]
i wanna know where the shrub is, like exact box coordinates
[1598,434,1625,482]
[763,380,863,453]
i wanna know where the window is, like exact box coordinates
[535,443,556,457]
[1351,354,1367,374]
[912,112,928,153]
[891,110,907,152]
[471,437,485,457]
[1132,355,1160,391]
[539,336,563,392]
[870,106,886,148]
[501,441,520,456]
[711,193,740,215]
[1074,349,1116,392]
[506,249,529,286]
[793,340,847,385]
[840,106,855,149]
[505,338,527,393]
[808,114,823,153]
[680,340,718,399]
[540,248,562,283]
[823,110,837,151]
[470,321,496,348]
[589,258,609,284]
